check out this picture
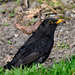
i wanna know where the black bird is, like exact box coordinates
[3,18,65,69]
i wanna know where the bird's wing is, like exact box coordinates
[18,39,44,64]
[13,37,53,65]
[13,35,38,58]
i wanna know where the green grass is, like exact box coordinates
[0,10,5,13]
[59,16,69,20]
[32,19,36,23]
[4,23,9,26]
[70,4,75,8]
[0,55,75,75]
[54,41,70,50]
[37,0,43,4]
[15,0,20,4]
[7,41,11,44]
[9,13,15,17]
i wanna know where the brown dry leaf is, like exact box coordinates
[3,55,12,65]
[22,5,25,9]
[27,9,41,20]
[14,22,41,35]
[27,14,34,20]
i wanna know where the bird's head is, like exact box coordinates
[41,18,65,29]
[36,18,65,37]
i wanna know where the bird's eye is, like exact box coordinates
[49,20,53,24]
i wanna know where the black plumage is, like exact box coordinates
[3,18,65,69]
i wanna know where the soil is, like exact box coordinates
[0,0,75,67]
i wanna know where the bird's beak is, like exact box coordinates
[55,19,65,24]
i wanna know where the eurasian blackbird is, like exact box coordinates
[3,18,65,69]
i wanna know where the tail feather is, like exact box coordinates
[3,62,13,70]
[3,60,20,70]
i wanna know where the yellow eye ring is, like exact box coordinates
[49,20,53,24]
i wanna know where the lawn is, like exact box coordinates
[0,55,75,75]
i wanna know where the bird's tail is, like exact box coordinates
[3,62,13,70]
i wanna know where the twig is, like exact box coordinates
[24,0,28,8]
[41,0,57,13]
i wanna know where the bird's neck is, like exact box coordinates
[34,25,55,38]
[34,30,54,39]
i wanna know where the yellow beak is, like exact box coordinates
[55,19,65,24]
